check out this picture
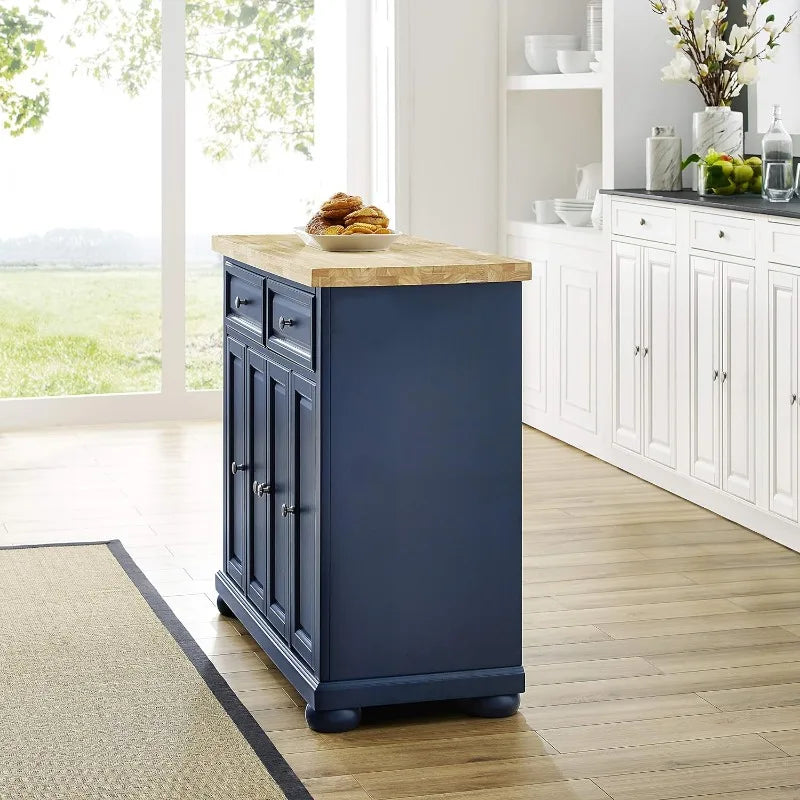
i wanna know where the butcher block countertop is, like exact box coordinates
[211,234,531,288]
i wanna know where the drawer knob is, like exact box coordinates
[278,316,295,330]
[792,394,798,406]
[643,347,649,357]
[639,218,646,226]
[722,371,728,383]
[282,503,296,517]
[634,345,641,356]
[252,481,271,497]
[231,461,248,475]
[234,296,249,309]
[718,230,725,239]
[713,370,719,382]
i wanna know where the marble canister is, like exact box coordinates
[646,125,683,192]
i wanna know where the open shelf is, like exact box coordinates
[506,73,604,92]
[506,219,604,248]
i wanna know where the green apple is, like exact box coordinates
[720,162,734,177]
[734,164,754,183]
[750,175,763,193]
[746,156,762,167]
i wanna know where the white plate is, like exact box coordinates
[295,227,402,252]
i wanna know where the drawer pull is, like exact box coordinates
[282,503,296,517]
[234,296,249,309]
[252,481,271,497]
[643,347,649,357]
[792,394,798,406]
[722,371,728,383]
[278,316,295,330]
[718,230,726,239]
[231,461,248,475]
[634,345,641,356]
[713,370,719,382]
[639,218,646,226]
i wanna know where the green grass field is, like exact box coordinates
[0,265,222,398]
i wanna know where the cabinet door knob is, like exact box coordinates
[713,370,719,382]
[634,345,641,356]
[281,503,296,517]
[252,481,271,497]
[639,218,646,226]
[792,394,798,406]
[231,461,248,475]
[234,296,248,309]
[722,371,728,383]
[278,316,295,330]
[718,230,726,239]
[643,347,649,357]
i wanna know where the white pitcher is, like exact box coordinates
[576,162,603,200]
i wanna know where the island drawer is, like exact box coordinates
[690,211,756,260]
[225,261,265,342]
[768,220,800,268]
[612,201,676,245]
[267,279,315,370]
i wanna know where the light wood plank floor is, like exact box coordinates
[2,421,800,800]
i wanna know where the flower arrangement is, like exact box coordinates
[650,1,796,106]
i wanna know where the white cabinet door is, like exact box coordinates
[612,242,642,453]
[721,262,756,503]
[690,256,721,487]
[768,270,799,521]
[522,260,547,413]
[643,247,676,469]
[559,264,597,433]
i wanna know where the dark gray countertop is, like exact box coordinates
[602,189,800,220]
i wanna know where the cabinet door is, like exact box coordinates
[522,259,547,413]
[768,271,799,521]
[266,358,291,639]
[289,372,318,670]
[643,247,676,468]
[559,263,597,433]
[224,337,247,589]
[721,262,756,503]
[690,257,721,487]
[245,349,269,615]
[612,242,642,454]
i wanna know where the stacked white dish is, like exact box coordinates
[554,198,594,227]
[524,34,580,74]
[586,0,603,53]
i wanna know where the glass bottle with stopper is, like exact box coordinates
[762,104,794,203]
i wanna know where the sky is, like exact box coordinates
[0,2,321,242]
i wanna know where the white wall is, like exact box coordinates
[395,0,500,252]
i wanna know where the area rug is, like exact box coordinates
[0,541,311,800]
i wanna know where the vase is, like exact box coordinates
[691,106,744,189]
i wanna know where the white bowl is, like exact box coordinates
[555,208,593,227]
[557,50,592,74]
[295,227,403,252]
[524,35,580,74]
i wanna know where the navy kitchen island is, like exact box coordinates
[212,234,531,732]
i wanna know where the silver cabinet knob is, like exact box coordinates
[718,230,726,239]
[722,371,728,383]
[643,347,649,357]
[281,503,296,517]
[792,394,798,406]
[234,296,249,309]
[713,370,719,382]
[231,461,248,475]
[278,316,295,330]
[634,345,641,356]
[639,218,646,226]
[252,481,271,497]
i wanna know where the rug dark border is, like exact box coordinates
[0,539,313,800]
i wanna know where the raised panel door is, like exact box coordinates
[612,242,642,454]
[245,348,269,615]
[289,372,318,670]
[643,247,676,468]
[559,264,597,433]
[522,261,547,413]
[690,257,721,487]
[721,262,756,503]
[768,271,799,521]
[224,336,247,589]
[266,358,291,639]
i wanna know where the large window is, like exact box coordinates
[0,0,332,420]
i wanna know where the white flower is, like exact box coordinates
[765,21,777,35]
[695,26,707,51]
[661,52,695,82]
[698,62,710,77]
[737,59,759,84]
[676,0,700,20]
[701,3,728,31]
[728,23,750,52]
[713,36,728,60]
[742,1,758,21]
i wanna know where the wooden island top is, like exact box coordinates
[212,234,531,288]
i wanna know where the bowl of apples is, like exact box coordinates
[687,149,763,197]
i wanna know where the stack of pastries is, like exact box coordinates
[306,193,392,236]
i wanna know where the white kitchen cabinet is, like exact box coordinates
[612,242,675,468]
[522,260,547,413]
[689,256,756,502]
[721,262,756,503]
[768,269,799,522]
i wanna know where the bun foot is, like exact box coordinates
[460,694,521,718]
[216,595,236,618]
[305,705,362,733]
